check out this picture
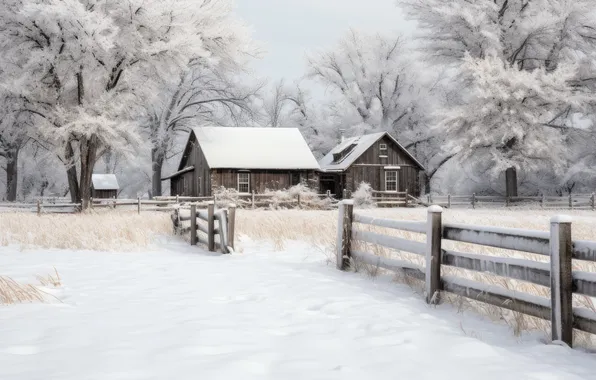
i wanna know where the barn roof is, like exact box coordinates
[191,126,320,170]
[91,174,119,190]
[319,132,425,172]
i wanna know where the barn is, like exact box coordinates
[318,132,425,197]
[91,174,119,199]
[163,126,320,197]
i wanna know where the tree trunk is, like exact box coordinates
[151,147,164,199]
[5,147,19,202]
[65,141,80,203]
[79,135,99,209]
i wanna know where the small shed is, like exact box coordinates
[91,174,119,199]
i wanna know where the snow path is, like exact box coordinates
[0,238,595,380]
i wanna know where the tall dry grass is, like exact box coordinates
[0,211,173,251]
[235,208,596,347]
[1,269,62,305]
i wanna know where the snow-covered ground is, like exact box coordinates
[1,235,595,380]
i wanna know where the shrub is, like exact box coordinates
[352,182,375,208]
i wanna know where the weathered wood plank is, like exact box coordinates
[442,250,551,287]
[443,223,550,256]
[572,240,596,262]
[336,201,354,271]
[228,205,236,251]
[550,217,573,346]
[442,277,551,321]
[351,250,425,281]
[426,206,443,304]
[352,229,426,256]
[190,205,197,246]
[208,203,215,252]
[353,213,426,234]
[573,271,596,298]
[573,308,596,335]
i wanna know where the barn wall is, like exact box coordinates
[211,169,317,194]
[92,189,118,199]
[346,136,422,196]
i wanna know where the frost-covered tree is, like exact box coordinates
[307,30,433,143]
[399,0,596,193]
[440,54,593,179]
[148,65,260,197]
[0,0,245,207]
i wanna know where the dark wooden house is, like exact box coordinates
[163,126,320,196]
[319,132,425,197]
[91,174,119,199]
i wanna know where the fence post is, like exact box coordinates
[405,189,409,207]
[251,191,256,209]
[447,194,451,209]
[336,200,354,271]
[426,206,443,305]
[297,193,301,209]
[176,195,179,204]
[208,202,215,252]
[568,194,573,210]
[541,193,546,209]
[37,200,41,216]
[427,194,431,205]
[550,215,573,347]
[472,193,476,209]
[591,193,595,211]
[228,204,236,250]
[137,197,141,214]
[90,197,94,210]
[190,204,197,246]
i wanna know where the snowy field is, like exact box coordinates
[1,208,596,379]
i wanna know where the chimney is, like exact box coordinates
[339,129,345,144]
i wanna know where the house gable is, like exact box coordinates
[319,132,425,172]
[352,134,422,169]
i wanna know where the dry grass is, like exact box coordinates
[235,207,596,348]
[0,211,173,251]
[1,269,62,305]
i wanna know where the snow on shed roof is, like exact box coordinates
[192,127,320,170]
[92,174,119,190]
[319,132,425,171]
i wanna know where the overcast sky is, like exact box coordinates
[234,0,414,84]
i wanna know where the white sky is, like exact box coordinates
[234,0,414,84]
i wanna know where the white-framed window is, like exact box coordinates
[238,172,250,193]
[385,171,398,192]
[380,143,388,151]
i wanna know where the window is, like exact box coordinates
[385,171,398,192]
[380,143,387,151]
[238,172,250,193]
[290,172,301,186]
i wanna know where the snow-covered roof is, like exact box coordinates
[319,132,425,171]
[191,127,320,170]
[92,174,119,190]
[162,166,194,181]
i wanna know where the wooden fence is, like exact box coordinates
[420,193,596,210]
[370,190,420,207]
[156,191,338,210]
[172,203,236,254]
[336,200,596,347]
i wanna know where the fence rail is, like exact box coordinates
[156,191,338,210]
[336,201,596,347]
[419,193,596,210]
[172,203,236,254]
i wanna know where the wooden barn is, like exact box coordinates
[163,126,320,197]
[91,174,119,199]
[318,132,425,197]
